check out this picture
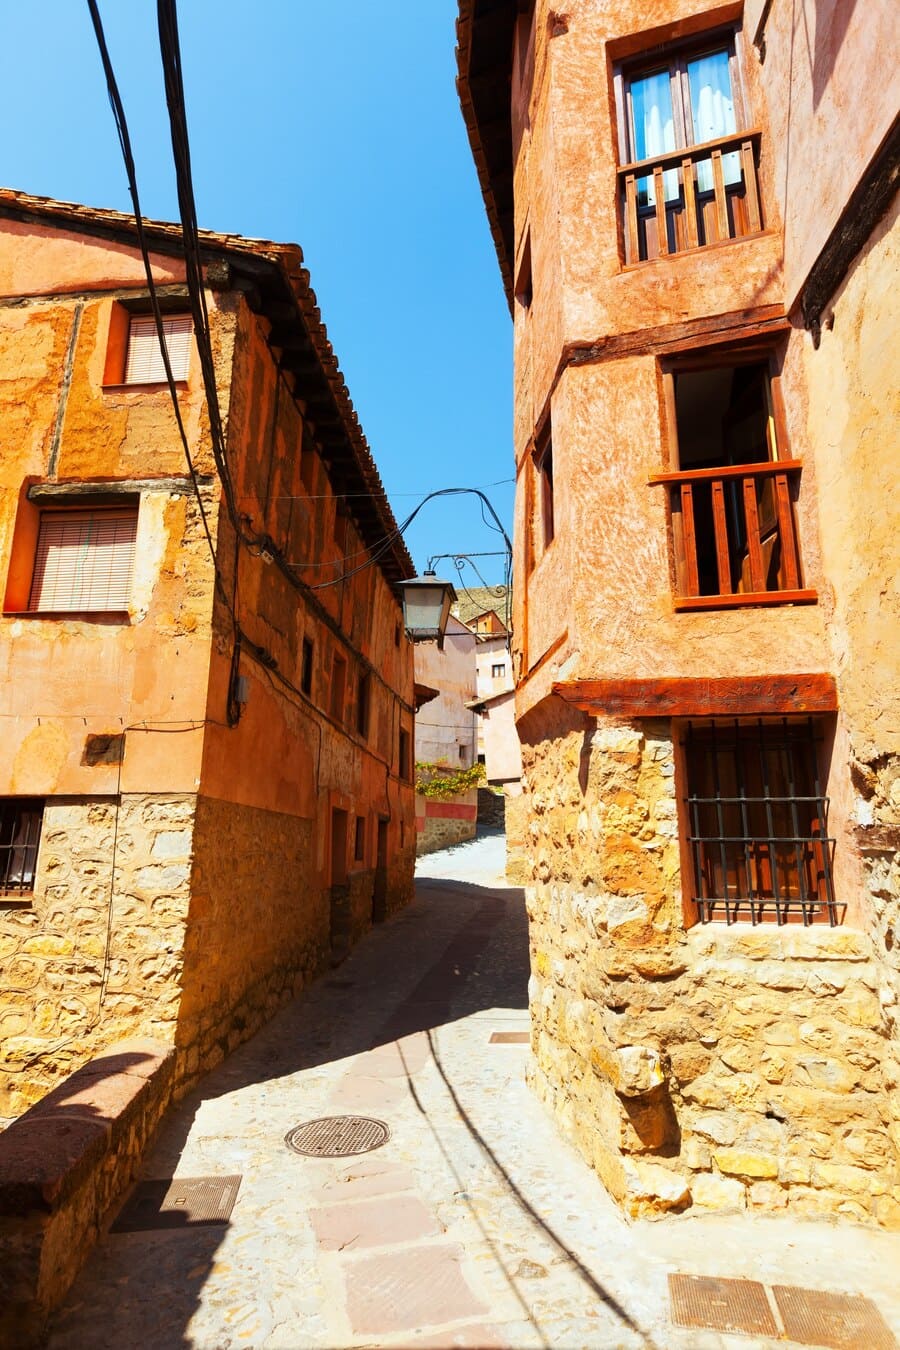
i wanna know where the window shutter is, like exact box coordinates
[29,510,138,612]
[124,314,192,383]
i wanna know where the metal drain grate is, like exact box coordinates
[285,1115,390,1158]
[773,1285,896,1349]
[111,1175,241,1233]
[669,1274,778,1337]
[490,1031,530,1044]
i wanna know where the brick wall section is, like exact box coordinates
[1,796,194,1117]
[522,708,900,1224]
[0,1037,174,1348]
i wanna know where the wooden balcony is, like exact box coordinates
[619,129,763,265]
[648,459,816,611]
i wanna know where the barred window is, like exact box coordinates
[684,719,836,925]
[1,799,43,896]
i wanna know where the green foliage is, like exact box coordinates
[414,759,486,800]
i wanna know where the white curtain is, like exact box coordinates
[630,70,678,205]
[687,51,741,192]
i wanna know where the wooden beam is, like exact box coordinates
[553,673,837,718]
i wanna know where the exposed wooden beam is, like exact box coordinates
[553,674,838,719]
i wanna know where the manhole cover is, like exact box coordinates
[490,1031,530,1044]
[772,1285,896,1350]
[111,1175,241,1233]
[285,1115,390,1158]
[669,1274,778,1337]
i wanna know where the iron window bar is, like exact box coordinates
[0,798,43,896]
[685,718,836,925]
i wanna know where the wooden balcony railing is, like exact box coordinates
[619,129,763,264]
[648,460,816,611]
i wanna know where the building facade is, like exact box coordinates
[457,2,899,1221]
[0,191,416,1117]
[413,615,480,853]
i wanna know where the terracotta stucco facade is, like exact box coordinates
[0,194,416,1116]
[458,0,900,1222]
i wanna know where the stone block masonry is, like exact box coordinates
[0,793,334,1114]
[1,796,194,1118]
[0,1036,174,1349]
[522,710,900,1225]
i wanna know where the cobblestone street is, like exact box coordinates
[47,835,900,1349]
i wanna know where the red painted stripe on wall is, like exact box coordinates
[424,801,478,821]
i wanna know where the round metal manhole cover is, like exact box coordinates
[284,1115,391,1158]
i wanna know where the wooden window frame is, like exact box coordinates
[613,24,763,265]
[679,717,838,926]
[653,346,813,611]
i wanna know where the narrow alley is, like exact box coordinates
[46,835,900,1350]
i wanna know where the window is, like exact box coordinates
[28,508,138,613]
[536,429,554,550]
[330,653,347,722]
[301,638,314,697]
[398,727,411,781]
[356,672,371,738]
[459,745,467,762]
[491,662,506,678]
[515,232,533,310]
[650,356,811,608]
[683,720,836,925]
[354,815,366,863]
[615,31,762,263]
[1,799,43,896]
[124,314,192,384]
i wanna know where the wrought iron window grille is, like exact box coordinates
[0,798,43,897]
[684,718,837,925]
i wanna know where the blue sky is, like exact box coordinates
[2,1,513,584]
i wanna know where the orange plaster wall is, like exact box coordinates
[743,0,900,309]
[0,221,223,798]
[197,302,415,884]
[0,216,185,298]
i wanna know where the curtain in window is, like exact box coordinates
[630,70,679,205]
[687,51,741,191]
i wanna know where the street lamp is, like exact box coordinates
[399,571,458,646]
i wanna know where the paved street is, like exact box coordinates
[49,834,900,1349]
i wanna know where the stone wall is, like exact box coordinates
[1,795,195,1118]
[0,1037,175,1348]
[415,792,478,857]
[521,706,900,1225]
[173,794,325,1092]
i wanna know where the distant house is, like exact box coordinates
[413,615,479,853]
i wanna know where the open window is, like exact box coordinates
[614,28,763,263]
[650,353,814,609]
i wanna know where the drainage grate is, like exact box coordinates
[111,1175,241,1233]
[669,1274,778,1337]
[285,1115,390,1158]
[489,1031,530,1044]
[772,1285,896,1350]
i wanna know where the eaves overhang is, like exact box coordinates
[0,187,414,590]
[456,0,517,312]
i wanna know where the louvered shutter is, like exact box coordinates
[29,510,138,612]
[124,314,192,383]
